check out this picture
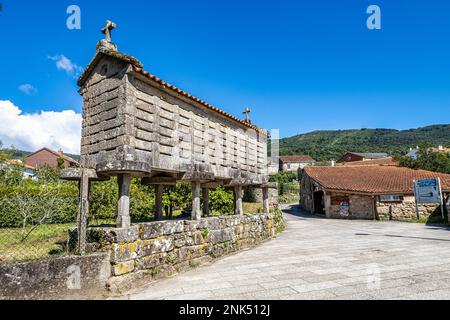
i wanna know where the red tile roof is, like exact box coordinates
[304,166,450,194]
[25,147,79,166]
[279,155,316,163]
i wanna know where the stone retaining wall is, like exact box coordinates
[74,213,283,291]
[0,253,110,300]
[376,196,445,220]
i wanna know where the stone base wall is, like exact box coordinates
[376,196,442,220]
[75,213,282,291]
[0,253,110,299]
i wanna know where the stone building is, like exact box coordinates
[299,165,450,220]
[62,21,275,252]
[279,155,316,172]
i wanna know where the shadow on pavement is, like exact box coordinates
[281,204,327,220]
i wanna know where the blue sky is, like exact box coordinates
[0,0,449,152]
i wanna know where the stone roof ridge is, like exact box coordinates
[77,46,143,87]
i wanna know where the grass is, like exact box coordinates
[0,218,114,265]
[396,216,448,225]
[0,222,75,265]
[243,202,263,214]
[279,193,299,205]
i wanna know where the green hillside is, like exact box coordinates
[276,124,450,161]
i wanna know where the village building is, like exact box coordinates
[337,152,389,163]
[279,155,316,172]
[299,165,450,220]
[0,159,35,179]
[24,147,79,169]
[406,146,450,160]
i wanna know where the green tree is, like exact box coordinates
[398,150,450,174]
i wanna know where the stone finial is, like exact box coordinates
[102,20,116,42]
[97,20,118,51]
[243,107,252,123]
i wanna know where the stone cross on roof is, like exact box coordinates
[243,107,252,123]
[102,20,116,43]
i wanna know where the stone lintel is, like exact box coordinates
[201,181,223,188]
[96,161,151,176]
[181,171,214,182]
[141,176,177,186]
[60,168,109,181]
[260,182,278,189]
[226,178,254,187]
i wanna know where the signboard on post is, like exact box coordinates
[413,178,444,219]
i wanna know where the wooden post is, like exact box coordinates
[155,184,164,221]
[234,185,243,215]
[203,188,210,217]
[262,187,270,214]
[192,181,202,220]
[117,173,131,228]
[77,169,90,255]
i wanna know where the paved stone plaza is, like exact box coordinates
[116,205,450,300]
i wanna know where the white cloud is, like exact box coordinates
[0,100,81,154]
[48,55,83,78]
[18,84,37,95]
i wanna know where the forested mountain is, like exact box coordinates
[276,124,450,161]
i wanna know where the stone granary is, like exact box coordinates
[62,22,274,252]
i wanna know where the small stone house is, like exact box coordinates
[337,152,389,164]
[24,147,79,169]
[279,155,316,172]
[299,165,450,220]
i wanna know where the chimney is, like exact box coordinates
[331,160,336,167]
[439,145,444,150]
[58,149,64,157]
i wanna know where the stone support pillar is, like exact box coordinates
[155,184,164,221]
[117,173,132,228]
[203,188,210,217]
[262,187,270,214]
[77,169,90,255]
[192,181,202,220]
[234,185,243,215]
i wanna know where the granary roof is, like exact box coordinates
[303,166,450,195]
[279,155,316,163]
[78,45,266,134]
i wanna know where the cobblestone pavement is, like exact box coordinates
[117,204,450,300]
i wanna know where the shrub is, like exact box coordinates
[209,186,234,215]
